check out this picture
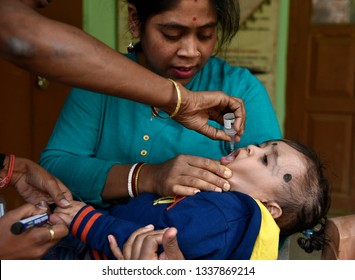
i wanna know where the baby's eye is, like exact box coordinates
[262,154,268,166]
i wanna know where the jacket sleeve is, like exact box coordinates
[70,205,145,259]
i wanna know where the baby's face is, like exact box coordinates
[220,141,307,202]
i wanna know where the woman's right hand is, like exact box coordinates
[140,154,232,197]
[167,87,246,142]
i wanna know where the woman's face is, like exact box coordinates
[220,141,307,202]
[133,0,218,85]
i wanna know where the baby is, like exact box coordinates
[53,140,330,260]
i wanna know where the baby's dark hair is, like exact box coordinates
[297,218,328,254]
[273,140,331,252]
[125,0,240,53]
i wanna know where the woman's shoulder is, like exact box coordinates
[193,57,263,93]
[206,56,255,77]
[62,88,114,114]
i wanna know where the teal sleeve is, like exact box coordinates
[39,89,118,207]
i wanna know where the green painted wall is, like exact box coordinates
[83,0,289,133]
[83,0,118,49]
[275,0,289,136]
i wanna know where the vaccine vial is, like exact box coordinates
[223,113,236,152]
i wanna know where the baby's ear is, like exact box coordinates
[264,201,282,219]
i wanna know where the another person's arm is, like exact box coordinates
[55,201,163,259]
[0,154,72,207]
[0,0,244,141]
[0,203,68,260]
[55,201,186,260]
[55,201,184,260]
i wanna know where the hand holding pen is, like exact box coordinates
[10,201,58,235]
[0,203,69,259]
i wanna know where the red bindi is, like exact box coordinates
[192,17,197,21]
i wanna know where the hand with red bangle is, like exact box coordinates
[0,154,73,259]
[0,154,72,207]
[0,154,14,188]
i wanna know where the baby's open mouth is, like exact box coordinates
[220,149,240,165]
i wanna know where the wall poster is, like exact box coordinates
[223,0,279,105]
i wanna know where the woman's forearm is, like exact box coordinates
[0,0,245,141]
[102,164,132,200]
[0,0,175,108]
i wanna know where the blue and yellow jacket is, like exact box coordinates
[70,191,280,260]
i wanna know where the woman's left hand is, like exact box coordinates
[139,154,232,196]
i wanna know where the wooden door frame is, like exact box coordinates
[285,0,355,214]
[285,0,312,140]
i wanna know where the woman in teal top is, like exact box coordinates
[40,0,281,207]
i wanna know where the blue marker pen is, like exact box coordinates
[11,213,49,235]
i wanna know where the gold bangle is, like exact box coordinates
[134,163,146,196]
[151,78,182,119]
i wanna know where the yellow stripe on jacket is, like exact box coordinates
[250,200,280,260]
